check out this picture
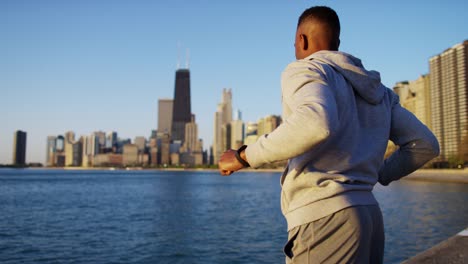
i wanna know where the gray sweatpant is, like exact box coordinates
[283,205,384,264]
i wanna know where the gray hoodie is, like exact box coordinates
[245,51,439,231]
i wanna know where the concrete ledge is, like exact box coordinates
[403,228,468,264]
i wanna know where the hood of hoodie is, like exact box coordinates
[306,51,385,105]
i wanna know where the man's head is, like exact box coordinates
[295,6,341,59]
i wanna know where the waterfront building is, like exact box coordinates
[213,88,233,164]
[94,131,106,153]
[82,134,99,167]
[148,138,158,165]
[158,99,173,135]
[65,131,75,143]
[12,130,27,165]
[157,132,171,165]
[429,40,468,166]
[393,75,431,128]
[56,135,64,152]
[171,69,192,142]
[170,152,180,165]
[179,115,204,166]
[229,109,245,149]
[115,138,131,154]
[213,110,223,164]
[412,75,432,128]
[208,146,214,166]
[134,136,147,153]
[139,153,149,165]
[183,115,197,151]
[62,131,83,167]
[123,144,139,166]
[55,135,65,167]
[72,140,83,167]
[90,134,99,161]
[258,115,282,137]
[231,119,245,150]
[94,153,123,167]
[202,149,208,165]
[169,140,183,165]
[56,155,65,167]
[46,136,56,167]
[150,130,158,140]
[244,122,258,145]
[221,89,233,127]
[222,123,231,151]
[64,131,75,166]
[81,135,90,167]
[106,131,117,149]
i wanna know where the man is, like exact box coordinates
[218,6,439,264]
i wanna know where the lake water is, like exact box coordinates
[0,169,467,264]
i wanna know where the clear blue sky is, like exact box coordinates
[2,0,467,164]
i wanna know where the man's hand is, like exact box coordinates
[218,149,245,176]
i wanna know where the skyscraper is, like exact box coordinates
[106,131,118,149]
[158,98,173,135]
[12,130,27,165]
[171,69,191,142]
[213,88,233,163]
[184,114,200,152]
[429,40,468,165]
[134,136,147,153]
[231,110,245,150]
[64,131,75,166]
[46,136,56,167]
[180,114,203,166]
[55,135,65,167]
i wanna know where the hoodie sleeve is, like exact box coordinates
[245,61,339,168]
[378,92,440,185]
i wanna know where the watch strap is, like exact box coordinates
[235,145,250,168]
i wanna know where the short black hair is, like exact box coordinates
[297,6,340,48]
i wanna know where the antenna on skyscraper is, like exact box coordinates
[186,48,190,69]
[177,41,181,69]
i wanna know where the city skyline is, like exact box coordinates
[2,1,468,164]
[393,40,468,167]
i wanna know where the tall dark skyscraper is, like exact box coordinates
[13,130,27,165]
[171,68,191,142]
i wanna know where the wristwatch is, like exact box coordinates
[235,145,250,168]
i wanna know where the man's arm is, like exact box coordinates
[244,67,339,169]
[378,96,440,185]
[218,61,338,174]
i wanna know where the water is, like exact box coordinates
[0,169,467,264]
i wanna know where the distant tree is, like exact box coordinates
[448,155,464,169]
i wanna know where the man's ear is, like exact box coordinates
[300,34,308,50]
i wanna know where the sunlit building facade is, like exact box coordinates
[46,136,56,167]
[393,75,431,128]
[258,115,282,137]
[158,99,173,135]
[429,40,468,165]
[213,88,233,164]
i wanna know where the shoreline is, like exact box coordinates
[2,167,467,183]
[402,169,468,184]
